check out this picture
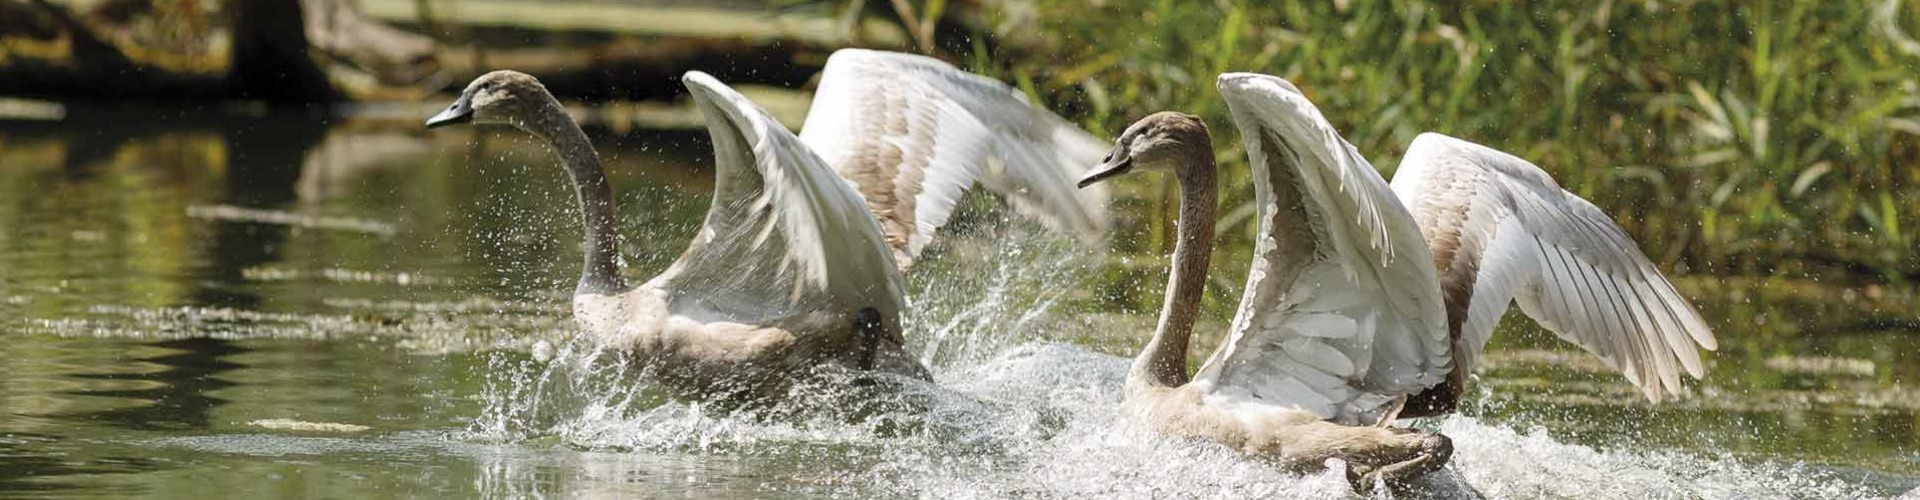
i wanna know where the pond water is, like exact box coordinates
[1,107,1916,499]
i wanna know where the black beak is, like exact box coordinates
[1078,149,1133,189]
[425,94,474,129]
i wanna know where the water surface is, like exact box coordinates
[1,109,1915,498]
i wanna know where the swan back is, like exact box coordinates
[1193,73,1451,424]
[664,71,907,333]
[800,49,1109,268]
[1391,133,1717,401]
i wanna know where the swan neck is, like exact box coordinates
[1131,150,1217,392]
[528,102,626,294]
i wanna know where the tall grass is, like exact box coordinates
[948,0,1919,293]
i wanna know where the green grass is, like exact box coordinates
[940,0,1919,296]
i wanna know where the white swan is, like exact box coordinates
[1075,72,1717,483]
[423,49,1107,403]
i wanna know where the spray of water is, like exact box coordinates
[464,216,1906,498]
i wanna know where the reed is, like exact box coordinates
[947,0,1919,290]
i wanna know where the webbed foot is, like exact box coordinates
[1347,430,1452,492]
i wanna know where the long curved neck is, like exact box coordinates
[1129,149,1217,392]
[525,101,626,294]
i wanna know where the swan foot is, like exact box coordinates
[1374,395,1408,428]
[1345,430,1452,492]
[852,307,885,372]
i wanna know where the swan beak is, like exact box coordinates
[1078,153,1133,188]
[425,95,474,129]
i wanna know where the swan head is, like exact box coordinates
[426,70,556,130]
[1078,112,1212,188]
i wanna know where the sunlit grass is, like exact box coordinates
[941,0,1919,302]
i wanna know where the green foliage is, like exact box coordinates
[956,0,1920,290]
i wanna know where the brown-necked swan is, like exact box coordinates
[1075,72,1717,485]
[424,49,1107,404]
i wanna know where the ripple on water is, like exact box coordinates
[184,204,397,236]
[151,434,407,458]
[22,299,570,354]
[241,266,448,286]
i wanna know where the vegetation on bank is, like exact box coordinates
[6,0,1915,284]
[933,1,1920,286]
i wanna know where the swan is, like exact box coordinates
[422,49,1108,404]
[1075,72,1717,484]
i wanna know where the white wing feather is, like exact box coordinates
[1194,73,1452,424]
[800,49,1108,268]
[666,71,907,325]
[1391,133,1717,401]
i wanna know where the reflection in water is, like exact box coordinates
[196,112,325,308]
[53,107,167,182]
[0,110,1915,498]
[65,338,243,431]
[52,112,327,433]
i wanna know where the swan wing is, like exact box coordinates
[800,49,1109,268]
[666,71,907,326]
[1193,73,1451,424]
[1390,133,1717,401]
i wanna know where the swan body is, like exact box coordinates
[1202,73,1717,419]
[426,49,1107,403]
[1079,72,1716,483]
[1080,110,1450,485]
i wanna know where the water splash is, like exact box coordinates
[460,218,1915,498]
[904,218,1103,369]
[462,217,1105,449]
[468,335,655,443]
[1440,417,1895,499]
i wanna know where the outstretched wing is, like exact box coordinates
[1391,133,1717,401]
[1192,73,1452,424]
[663,71,907,327]
[800,48,1108,269]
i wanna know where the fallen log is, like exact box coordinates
[0,0,437,103]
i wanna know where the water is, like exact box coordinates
[1,107,1916,499]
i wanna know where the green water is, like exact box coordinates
[0,107,1915,498]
